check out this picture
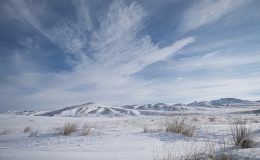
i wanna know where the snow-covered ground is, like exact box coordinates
[0,105,260,160]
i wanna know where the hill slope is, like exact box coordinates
[36,102,187,117]
[187,98,260,107]
[5,98,260,117]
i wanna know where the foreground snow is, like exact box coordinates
[0,106,260,160]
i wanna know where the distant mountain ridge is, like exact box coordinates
[35,102,187,117]
[4,98,260,117]
[187,98,260,107]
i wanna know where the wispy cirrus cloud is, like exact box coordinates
[0,0,195,110]
[11,0,194,75]
[172,51,260,71]
[1,0,259,111]
[149,75,260,103]
[180,0,250,32]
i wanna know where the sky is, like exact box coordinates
[1,0,260,111]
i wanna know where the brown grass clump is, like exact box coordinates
[29,129,38,137]
[186,151,234,160]
[143,124,148,133]
[208,144,234,160]
[166,119,195,137]
[24,126,32,133]
[209,116,216,122]
[231,122,255,148]
[23,126,39,137]
[210,154,234,160]
[63,122,78,136]
[191,117,199,122]
[53,127,62,136]
[81,123,91,136]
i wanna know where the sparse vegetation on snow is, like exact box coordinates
[0,101,259,160]
[166,118,195,137]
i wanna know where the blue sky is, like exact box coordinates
[1,0,260,111]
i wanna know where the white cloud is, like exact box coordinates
[116,37,195,75]
[173,51,260,71]
[154,76,260,103]
[12,0,194,74]
[180,0,248,32]
[1,0,195,110]
[3,0,259,111]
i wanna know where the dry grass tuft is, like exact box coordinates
[210,154,234,160]
[208,144,234,160]
[53,127,62,136]
[231,122,255,149]
[81,123,92,136]
[233,119,246,125]
[23,126,39,137]
[166,119,195,137]
[155,147,236,160]
[24,126,32,133]
[209,116,216,122]
[191,117,199,122]
[29,129,38,137]
[143,124,149,133]
[63,122,78,136]
[188,152,234,160]
[183,153,206,160]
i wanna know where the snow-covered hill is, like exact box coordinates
[187,98,260,107]
[35,102,187,117]
[187,101,213,107]
[5,98,260,117]
[4,110,36,115]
